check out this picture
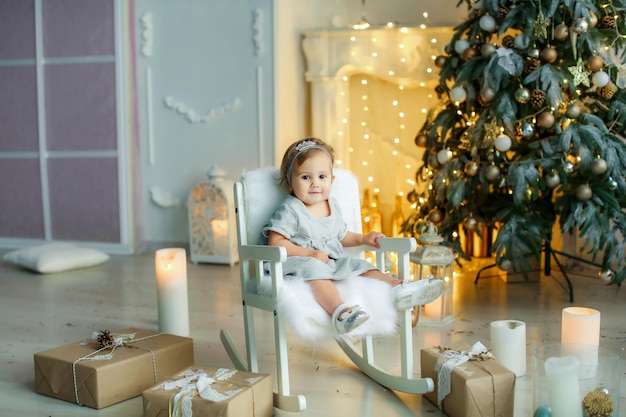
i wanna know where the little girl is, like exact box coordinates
[262,137,443,334]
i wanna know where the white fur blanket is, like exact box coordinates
[259,275,399,340]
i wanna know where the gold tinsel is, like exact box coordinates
[582,389,614,417]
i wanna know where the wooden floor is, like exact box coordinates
[1,250,624,416]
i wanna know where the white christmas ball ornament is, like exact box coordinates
[495,134,512,151]
[592,71,610,88]
[437,148,453,164]
[450,86,467,102]
[514,34,529,49]
[479,15,496,32]
[454,39,470,54]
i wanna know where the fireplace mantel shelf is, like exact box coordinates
[303,26,452,86]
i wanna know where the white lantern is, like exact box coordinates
[410,222,456,326]
[188,165,239,265]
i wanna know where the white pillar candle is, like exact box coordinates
[561,307,600,345]
[561,307,600,378]
[490,320,526,376]
[544,355,583,417]
[155,248,190,336]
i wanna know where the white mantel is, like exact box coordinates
[302,26,452,168]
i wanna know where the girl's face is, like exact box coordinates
[290,150,334,207]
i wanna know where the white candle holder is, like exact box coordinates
[533,343,621,417]
[490,319,526,377]
[155,248,190,337]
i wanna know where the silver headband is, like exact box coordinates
[286,140,332,184]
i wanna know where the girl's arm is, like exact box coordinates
[341,230,385,248]
[268,230,329,263]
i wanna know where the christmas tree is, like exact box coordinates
[404,0,626,284]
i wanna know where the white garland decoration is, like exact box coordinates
[163,96,241,124]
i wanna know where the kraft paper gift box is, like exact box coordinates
[34,327,194,409]
[420,342,515,417]
[142,366,273,417]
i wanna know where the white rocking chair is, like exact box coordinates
[220,167,434,412]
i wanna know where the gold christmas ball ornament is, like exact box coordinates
[553,23,569,41]
[566,103,581,119]
[537,111,555,129]
[589,11,598,27]
[480,86,497,102]
[462,46,477,61]
[485,164,501,181]
[406,190,418,203]
[414,133,428,148]
[591,157,608,175]
[498,259,512,271]
[515,87,531,104]
[463,216,478,231]
[572,17,589,33]
[545,171,560,188]
[428,154,439,168]
[434,55,448,68]
[428,209,444,224]
[599,269,614,282]
[481,43,497,57]
[576,184,593,201]
[540,47,557,63]
[587,55,603,72]
[464,161,479,176]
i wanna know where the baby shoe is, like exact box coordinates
[392,277,444,310]
[332,304,370,334]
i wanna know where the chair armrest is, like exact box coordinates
[377,237,417,253]
[239,244,287,262]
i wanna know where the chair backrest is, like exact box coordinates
[238,167,363,247]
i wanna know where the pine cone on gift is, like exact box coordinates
[530,89,546,108]
[97,330,116,350]
[599,15,617,29]
[502,35,516,49]
[524,57,541,74]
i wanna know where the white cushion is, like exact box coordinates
[3,243,110,274]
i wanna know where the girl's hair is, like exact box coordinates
[279,137,335,191]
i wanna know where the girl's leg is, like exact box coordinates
[307,279,370,334]
[361,269,400,285]
[307,279,343,315]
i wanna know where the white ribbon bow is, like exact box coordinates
[434,341,492,406]
[155,368,243,417]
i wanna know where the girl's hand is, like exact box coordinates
[309,249,330,263]
[362,231,385,248]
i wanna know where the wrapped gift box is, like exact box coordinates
[142,366,273,417]
[34,327,194,409]
[420,343,515,417]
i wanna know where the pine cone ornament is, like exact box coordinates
[502,35,515,49]
[524,57,540,74]
[599,82,618,99]
[97,330,116,350]
[582,389,614,417]
[599,15,617,29]
[496,6,509,22]
[530,89,546,108]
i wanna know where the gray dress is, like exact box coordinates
[261,195,376,280]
